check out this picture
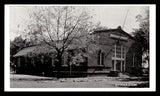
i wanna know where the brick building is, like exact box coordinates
[12,26,142,76]
[87,26,142,75]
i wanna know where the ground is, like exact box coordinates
[10,74,149,88]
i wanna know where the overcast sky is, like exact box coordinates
[9,5,148,40]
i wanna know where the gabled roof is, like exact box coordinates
[13,44,56,57]
[92,26,134,40]
[13,39,87,57]
[13,46,36,57]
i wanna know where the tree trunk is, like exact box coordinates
[56,53,62,79]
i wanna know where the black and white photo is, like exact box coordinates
[5,4,156,92]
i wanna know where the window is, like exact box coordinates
[112,44,125,59]
[112,60,114,70]
[112,44,126,72]
[98,50,104,66]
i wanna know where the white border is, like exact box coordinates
[4,4,156,92]
[149,5,156,91]
[5,5,10,91]
[5,4,151,6]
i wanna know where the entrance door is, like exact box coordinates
[112,60,125,72]
[116,60,121,71]
[112,44,125,72]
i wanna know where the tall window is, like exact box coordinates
[112,44,125,59]
[98,50,104,66]
[112,44,126,72]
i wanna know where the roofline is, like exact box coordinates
[92,26,134,40]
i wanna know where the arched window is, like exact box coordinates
[98,50,104,66]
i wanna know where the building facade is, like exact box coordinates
[12,26,142,76]
[87,26,142,75]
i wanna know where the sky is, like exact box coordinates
[9,5,148,40]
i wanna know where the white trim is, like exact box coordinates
[120,60,123,72]
[114,60,116,71]
[124,47,126,72]
[115,44,116,58]
[120,45,123,72]
[110,34,128,41]
[121,45,122,59]
[112,57,125,61]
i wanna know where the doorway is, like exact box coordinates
[112,44,125,72]
[116,60,121,71]
[112,60,125,72]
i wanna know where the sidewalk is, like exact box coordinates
[10,73,130,81]
[10,74,149,88]
[10,74,56,81]
[10,73,147,82]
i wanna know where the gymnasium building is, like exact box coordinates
[13,26,142,76]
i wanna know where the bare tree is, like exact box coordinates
[25,6,93,78]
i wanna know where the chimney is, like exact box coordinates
[117,26,122,29]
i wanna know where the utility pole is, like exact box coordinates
[122,9,129,30]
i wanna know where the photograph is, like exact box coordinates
[5,4,156,92]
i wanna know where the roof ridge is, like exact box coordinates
[93,26,134,39]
